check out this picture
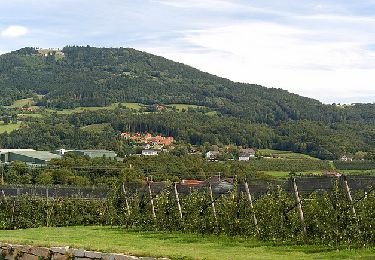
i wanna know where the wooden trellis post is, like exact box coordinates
[11,199,15,227]
[174,183,183,219]
[0,165,4,185]
[122,182,131,216]
[244,181,260,235]
[208,184,218,223]
[46,187,50,227]
[148,182,156,219]
[342,176,356,217]
[292,178,307,238]
[342,175,361,236]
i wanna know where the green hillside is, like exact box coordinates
[1,46,373,123]
[0,46,374,159]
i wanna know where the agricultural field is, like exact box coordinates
[45,102,146,115]
[4,97,216,118]
[4,98,33,108]
[120,102,143,110]
[17,113,44,119]
[258,149,319,160]
[168,103,205,111]
[0,121,21,133]
[262,170,323,179]
[45,105,118,115]
[340,169,375,175]
[1,178,374,246]
[0,226,374,260]
[80,123,114,133]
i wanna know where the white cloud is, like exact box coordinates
[1,25,29,38]
[141,21,375,104]
[153,0,290,16]
[299,14,375,23]
[153,0,241,10]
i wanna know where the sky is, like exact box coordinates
[1,0,375,104]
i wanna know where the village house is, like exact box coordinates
[20,107,34,112]
[120,132,131,138]
[206,151,220,161]
[239,148,256,161]
[181,179,204,186]
[142,149,158,156]
[340,155,353,162]
[324,171,342,177]
[141,143,151,150]
[155,104,167,111]
[121,132,174,146]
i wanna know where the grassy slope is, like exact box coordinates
[0,122,21,133]
[4,98,33,108]
[168,104,204,111]
[45,105,118,115]
[0,227,374,260]
[262,171,323,178]
[17,113,43,118]
[256,150,324,178]
[80,123,113,133]
[6,97,212,118]
[258,149,319,160]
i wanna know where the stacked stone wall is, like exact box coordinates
[0,243,169,260]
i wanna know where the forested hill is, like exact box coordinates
[0,46,374,125]
[0,46,374,159]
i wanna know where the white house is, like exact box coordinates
[206,151,219,161]
[340,155,353,162]
[142,149,158,156]
[239,148,256,161]
[141,143,151,150]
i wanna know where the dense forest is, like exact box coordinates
[0,46,374,159]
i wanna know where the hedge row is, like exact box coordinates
[0,182,373,247]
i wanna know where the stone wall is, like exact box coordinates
[0,243,170,260]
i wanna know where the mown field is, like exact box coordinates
[0,121,21,134]
[168,103,205,111]
[258,149,319,160]
[0,226,374,260]
[261,170,323,178]
[45,103,130,115]
[4,98,33,108]
[5,98,214,120]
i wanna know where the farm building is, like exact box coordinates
[142,149,158,156]
[56,149,117,158]
[239,148,256,161]
[206,151,219,161]
[0,149,61,165]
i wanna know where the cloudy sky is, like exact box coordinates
[1,0,375,104]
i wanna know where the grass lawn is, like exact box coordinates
[205,111,218,116]
[6,100,217,116]
[0,226,374,260]
[46,106,116,115]
[5,98,33,108]
[258,149,319,160]
[17,113,44,118]
[0,122,21,133]
[340,169,375,175]
[80,123,113,133]
[121,102,143,110]
[263,171,323,179]
[44,102,144,115]
[168,103,204,111]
